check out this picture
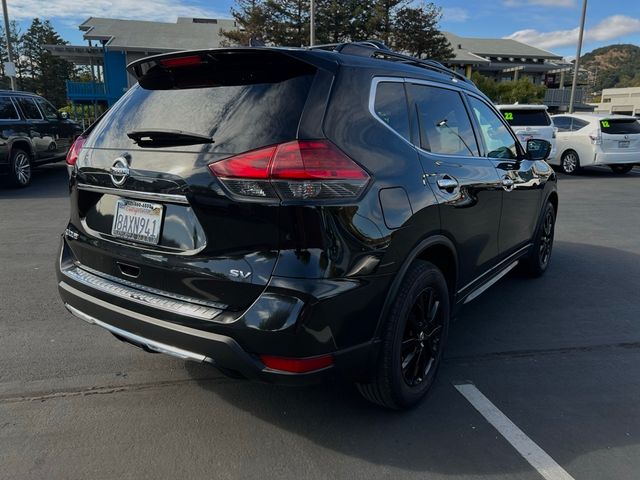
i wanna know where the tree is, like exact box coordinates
[392,3,453,61]
[263,0,310,47]
[472,72,546,104]
[222,0,269,46]
[315,0,377,43]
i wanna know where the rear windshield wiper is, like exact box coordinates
[127,129,214,147]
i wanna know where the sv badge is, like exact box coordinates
[229,269,252,279]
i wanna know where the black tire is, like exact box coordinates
[521,202,555,277]
[357,261,450,410]
[7,148,32,188]
[560,150,580,175]
[609,165,633,175]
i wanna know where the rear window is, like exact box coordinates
[599,119,640,135]
[88,55,316,154]
[501,109,551,126]
[0,96,18,120]
[374,82,410,140]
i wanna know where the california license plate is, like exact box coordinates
[619,141,630,148]
[111,199,163,245]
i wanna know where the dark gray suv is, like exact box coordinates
[0,90,81,187]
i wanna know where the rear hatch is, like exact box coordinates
[500,107,555,146]
[599,117,640,153]
[68,49,321,312]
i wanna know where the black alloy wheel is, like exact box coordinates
[521,201,556,277]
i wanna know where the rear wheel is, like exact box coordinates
[357,261,450,410]
[609,165,633,174]
[521,202,555,277]
[560,150,580,175]
[8,148,32,188]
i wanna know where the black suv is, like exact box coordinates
[0,90,81,187]
[57,44,557,409]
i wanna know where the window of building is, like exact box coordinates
[16,97,43,120]
[409,84,479,157]
[468,97,518,159]
[0,96,19,120]
[374,82,410,141]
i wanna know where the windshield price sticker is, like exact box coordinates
[601,120,610,128]
[504,112,514,121]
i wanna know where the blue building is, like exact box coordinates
[46,17,238,125]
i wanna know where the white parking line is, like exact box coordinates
[454,383,576,480]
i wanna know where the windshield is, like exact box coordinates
[501,109,551,127]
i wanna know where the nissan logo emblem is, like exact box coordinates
[109,157,130,186]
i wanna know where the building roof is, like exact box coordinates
[445,32,562,64]
[79,17,237,52]
[42,44,104,65]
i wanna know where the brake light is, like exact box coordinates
[66,135,86,166]
[260,354,334,373]
[209,140,370,201]
[160,55,203,68]
[589,129,602,145]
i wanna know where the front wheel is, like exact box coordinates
[609,165,634,174]
[521,202,556,277]
[357,261,450,410]
[560,151,580,175]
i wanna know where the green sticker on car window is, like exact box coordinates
[601,120,610,128]
[504,112,514,121]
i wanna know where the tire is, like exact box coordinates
[357,261,450,410]
[8,148,32,188]
[560,150,580,175]
[609,165,633,175]
[521,202,556,277]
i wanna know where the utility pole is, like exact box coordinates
[310,0,315,46]
[568,0,587,113]
[2,0,16,90]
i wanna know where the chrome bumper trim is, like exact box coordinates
[77,183,189,205]
[62,265,222,320]
[64,304,214,364]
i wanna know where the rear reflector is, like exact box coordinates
[160,55,203,68]
[66,135,86,166]
[260,354,334,373]
[209,140,369,201]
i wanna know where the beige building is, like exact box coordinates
[595,87,640,117]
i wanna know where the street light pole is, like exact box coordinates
[1,0,16,90]
[310,0,315,46]
[568,0,587,113]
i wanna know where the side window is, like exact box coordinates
[35,98,59,120]
[571,118,589,131]
[16,97,43,120]
[468,97,518,160]
[0,96,19,120]
[409,84,479,156]
[374,81,410,140]
[553,116,571,132]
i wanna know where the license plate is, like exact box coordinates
[111,199,163,245]
[619,141,630,148]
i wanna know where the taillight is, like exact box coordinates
[260,354,334,373]
[209,140,370,201]
[160,55,203,68]
[66,135,86,166]
[589,130,602,145]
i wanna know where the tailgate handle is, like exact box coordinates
[117,262,141,278]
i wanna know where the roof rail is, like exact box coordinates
[308,41,472,84]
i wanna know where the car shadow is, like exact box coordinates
[556,165,640,178]
[183,240,640,475]
[0,162,69,199]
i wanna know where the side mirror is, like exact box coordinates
[60,111,69,120]
[526,138,551,161]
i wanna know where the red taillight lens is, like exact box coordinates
[208,140,370,201]
[160,55,203,68]
[66,135,86,166]
[260,354,334,373]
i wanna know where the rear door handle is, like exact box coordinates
[436,177,459,191]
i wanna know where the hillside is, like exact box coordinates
[581,44,640,91]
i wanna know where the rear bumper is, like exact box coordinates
[594,150,640,165]
[57,238,380,385]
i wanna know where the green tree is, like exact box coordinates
[315,0,377,43]
[222,0,269,46]
[392,3,453,61]
[263,0,310,46]
[472,73,546,104]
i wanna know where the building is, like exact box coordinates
[45,17,237,124]
[594,87,640,117]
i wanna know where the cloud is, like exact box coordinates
[6,0,228,23]
[442,7,470,22]
[504,0,576,6]
[505,15,640,49]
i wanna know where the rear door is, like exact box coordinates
[70,50,320,311]
[407,82,503,287]
[34,96,73,156]
[14,96,51,161]
[599,117,640,154]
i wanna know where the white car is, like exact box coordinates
[551,114,640,175]
[496,104,557,159]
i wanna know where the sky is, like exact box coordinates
[4,0,640,59]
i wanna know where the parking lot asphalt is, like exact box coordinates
[1,163,639,480]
